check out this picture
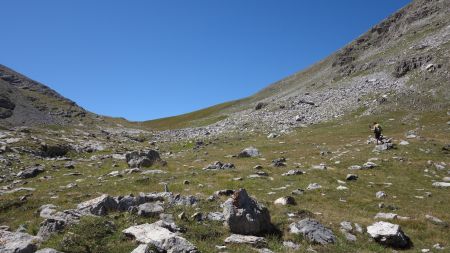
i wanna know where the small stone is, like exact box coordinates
[432,182,450,188]
[340,221,352,232]
[274,196,296,206]
[282,169,305,176]
[363,162,377,169]
[425,214,448,227]
[348,165,362,170]
[283,241,301,250]
[291,189,305,195]
[254,165,263,170]
[374,212,398,220]
[376,191,387,199]
[191,212,203,222]
[399,140,409,146]
[307,183,322,190]
[224,234,267,248]
[336,185,348,190]
[346,174,358,181]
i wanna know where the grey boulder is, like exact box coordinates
[17,165,45,179]
[77,194,118,215]
[238,147,261,158]
[123,221,198,253]
[223,188,272,235]
[289,218,336,245]
[0,230,42,253]
[126,150,165,168]
[137,203,164,217]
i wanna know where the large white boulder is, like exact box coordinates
[367,221,411,248]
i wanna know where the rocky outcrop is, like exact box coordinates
[223,188,273,235]
[0,94,15,119]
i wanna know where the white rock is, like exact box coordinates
[376,191,387,199]
[307,183,322,190]
[399,140,409,145]
[432,182,450,188]
[374,212,398,220]
[122,222,198,252]
[224,234,267,248]
[367,221,410,248]
[274,196,295,206]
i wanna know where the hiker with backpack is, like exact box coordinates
[371,122,383,144]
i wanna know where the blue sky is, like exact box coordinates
[1,0,411,121]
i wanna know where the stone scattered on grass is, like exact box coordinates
[367,221,411,249]
[224,234,267,248]
[289,218,336,245]
[223,188,273,235]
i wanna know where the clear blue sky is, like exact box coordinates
[1,0,411,121]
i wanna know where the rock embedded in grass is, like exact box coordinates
[224,234,267,248]
[237,147,261,158]
[203,161,235,170]
[125,149,165,168]
[432,182,450,188]
[223,188,273,235]
[367,221,411,249]
[77,194,118,216]
[0,230,41,253]
[282,169,305,176]
[307,183,322,191]
[35,248,63,253]
[346,174,358,180]
[123,221,198,253]
[137,203,164,217]
[376,191,387,199]
[289,218,336,245]
[274,196,296,206]
[16,165,45,179]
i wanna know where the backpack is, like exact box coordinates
[374,125,382,133]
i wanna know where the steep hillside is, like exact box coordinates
[144,0,450,138]
[0,65,92,127]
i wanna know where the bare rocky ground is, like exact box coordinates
[0,0,449,252]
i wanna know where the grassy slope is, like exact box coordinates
[1,109,448,252]
[139,99,247,130]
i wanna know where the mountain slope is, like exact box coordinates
[0,64,91,127]
[0,0,448,135]
[144,0,450,135]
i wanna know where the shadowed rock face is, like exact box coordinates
[223,188,273,235]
